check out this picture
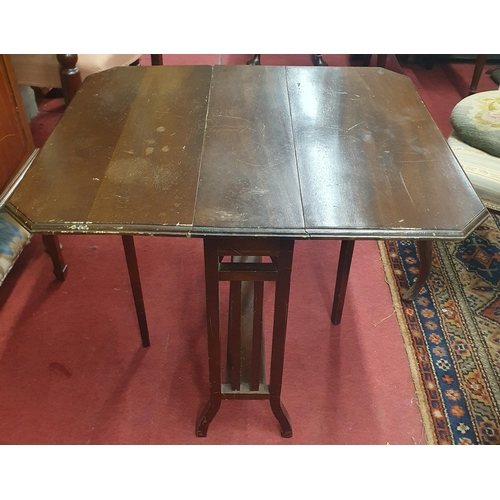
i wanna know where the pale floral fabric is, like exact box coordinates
[450,90,500,157]
[471,95,500,130]
[0,207,31,286]
[448,132,500,211]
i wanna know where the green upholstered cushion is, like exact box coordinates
[448,132,500,211]
[0,207,31,286]
[450,90,500,158]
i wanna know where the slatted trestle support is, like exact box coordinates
[196,237,294,438]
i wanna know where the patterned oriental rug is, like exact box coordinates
[379,213,500,445]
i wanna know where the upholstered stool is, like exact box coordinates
[0,207,31,286]
[448,90,500,211]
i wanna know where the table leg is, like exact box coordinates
[196,237,294,438]
[402,240,433,301]
[121,235,150,348]
[196,238,222,437]
[331,240,355,325]
[42,234,67,281]
[269,240,294,438]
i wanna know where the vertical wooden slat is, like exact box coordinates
[228,281,242,390]
[250,281,264,391]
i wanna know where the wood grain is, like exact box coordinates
[8,65,487,240]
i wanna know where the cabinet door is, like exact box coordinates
[0,54,35,201]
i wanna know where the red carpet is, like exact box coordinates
[0,54,497,445]
[0,235,424,444]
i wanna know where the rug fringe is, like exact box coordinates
[377,241,437,445]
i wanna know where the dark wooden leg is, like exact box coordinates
[419,55,436,70]
[196,238,222,437]
[57,54,82,106]
[402,240,433,301]
[331,240,355,325]
[486,66,500,85]
[42,234,67,281]
[247,55,261,65]
[376,55,388,68]
[469,54,487,95]
[313,54,328,66]
[269,239,294,438]
[121,235,150,348]
[151,54,163,66]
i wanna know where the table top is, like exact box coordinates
[8,65,487,239]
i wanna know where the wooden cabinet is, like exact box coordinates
[0,54,35,205]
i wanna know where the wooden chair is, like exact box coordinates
[410,55,488,96]
[10,54,164,105]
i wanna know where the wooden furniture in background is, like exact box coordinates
[413,55,489,95]
[0,54,67,281]
[58,54,164,103]
[10,54,164,106]
[469,54,488,95]
[247,54,327,66]
[0,54,35,205]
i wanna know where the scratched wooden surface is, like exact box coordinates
[193,65,305,236]
[285,66,487,238]
[8,65,487,239]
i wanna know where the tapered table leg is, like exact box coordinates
[196,238,222,437]
[121,235,150,348]
[402,240,433,301]
[331,240,355,325]
[42,234,67,281]
[269,239,294,438]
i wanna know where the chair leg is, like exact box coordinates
[57,54,82,106]
[151,54,163,66]
[247,55,261,65]
[313,55,328,66]
[377,55,388,68]
[469,54,487,95]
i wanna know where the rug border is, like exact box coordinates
[377,240,437,445]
